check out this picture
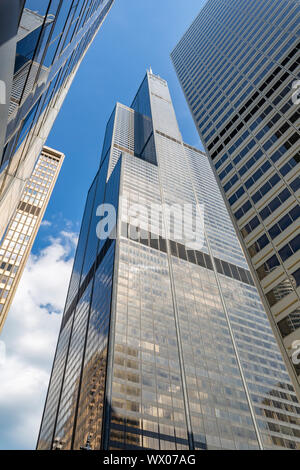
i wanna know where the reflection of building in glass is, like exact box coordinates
[51,347,107,451]
[13,9,52,107]
[38,71,300,450]
[0,0,115,241]
[0,146,64,332]
[287,311,300,334]
[172,0,300,399]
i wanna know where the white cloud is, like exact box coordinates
[40,220,52,227]
[0,231,77,450]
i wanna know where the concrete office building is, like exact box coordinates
[37,71,300,450]
[172,0,300,398]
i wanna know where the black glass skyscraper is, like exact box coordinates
[172,0,300,399]
[37,71,300,450]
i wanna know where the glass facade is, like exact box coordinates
[38,71,300,450]
[0,0,115,242]
[172,0,300,399]
[0,146,64,332]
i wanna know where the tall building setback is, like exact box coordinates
[0,0,114,241]
[172,0,300,399]
[37,71,300,451]
[0,146,64,332]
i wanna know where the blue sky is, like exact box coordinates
[36,0,207,252]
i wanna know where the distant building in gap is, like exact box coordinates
[38,71,300,451]
[0,146,64,332]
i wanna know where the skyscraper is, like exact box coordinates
[172,0,300,399]
[0,0,114,241]
[37,71,300,451]
[0,146,64,332]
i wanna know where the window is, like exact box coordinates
[256,255,280,280]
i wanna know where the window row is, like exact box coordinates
[266,268,300,308]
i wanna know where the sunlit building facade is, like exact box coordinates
[0,146,64,332]
[172,0,300,399]
[38,71,300,451]
[0,0,114,241]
